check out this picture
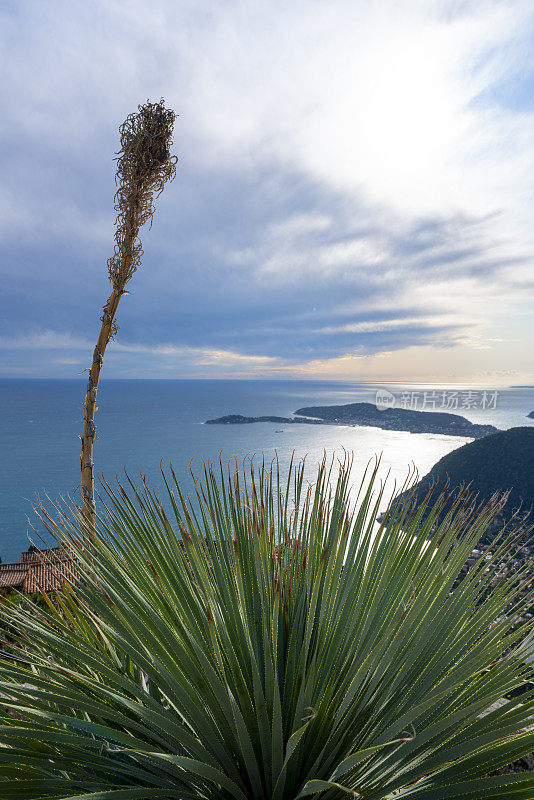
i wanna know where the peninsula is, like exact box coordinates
[397,426,534,514]
[206,402,498,438]
[390,427,534,548]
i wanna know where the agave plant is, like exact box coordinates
[0,456,533,799]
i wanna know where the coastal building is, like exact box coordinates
[0,544,75,594]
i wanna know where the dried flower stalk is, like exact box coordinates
[80,100,177,525]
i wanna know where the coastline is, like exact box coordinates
[2,380,530,563]
[206,401,498,439]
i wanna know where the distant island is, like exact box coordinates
[206,402,498,438]
[206,414,323,426]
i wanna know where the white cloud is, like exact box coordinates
[162,0,534,228]
[316,315,467,335]
[0,332,92,351]
[0,0,533,378]
[3,1,533,224]
[0,331,277,370]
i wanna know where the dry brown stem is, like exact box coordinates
[80,100,177,526]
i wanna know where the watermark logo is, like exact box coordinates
[375,388,499,412]
[375,389,396,411]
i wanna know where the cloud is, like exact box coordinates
[0,0,533,378]
[0,332,92,351]
[0,331,278,376]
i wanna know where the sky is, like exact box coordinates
[0,0,533,383]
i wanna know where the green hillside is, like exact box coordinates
[408,426,534,514]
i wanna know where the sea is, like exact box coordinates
[1,378,533,564]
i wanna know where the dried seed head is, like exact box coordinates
[108,99,177,290]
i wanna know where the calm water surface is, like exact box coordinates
[1,379,532,562]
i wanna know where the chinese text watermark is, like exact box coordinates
[375,388,499,412]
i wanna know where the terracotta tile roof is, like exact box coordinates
[0,545,76,593]
[0,566,27,588]
[0,538,297,594]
